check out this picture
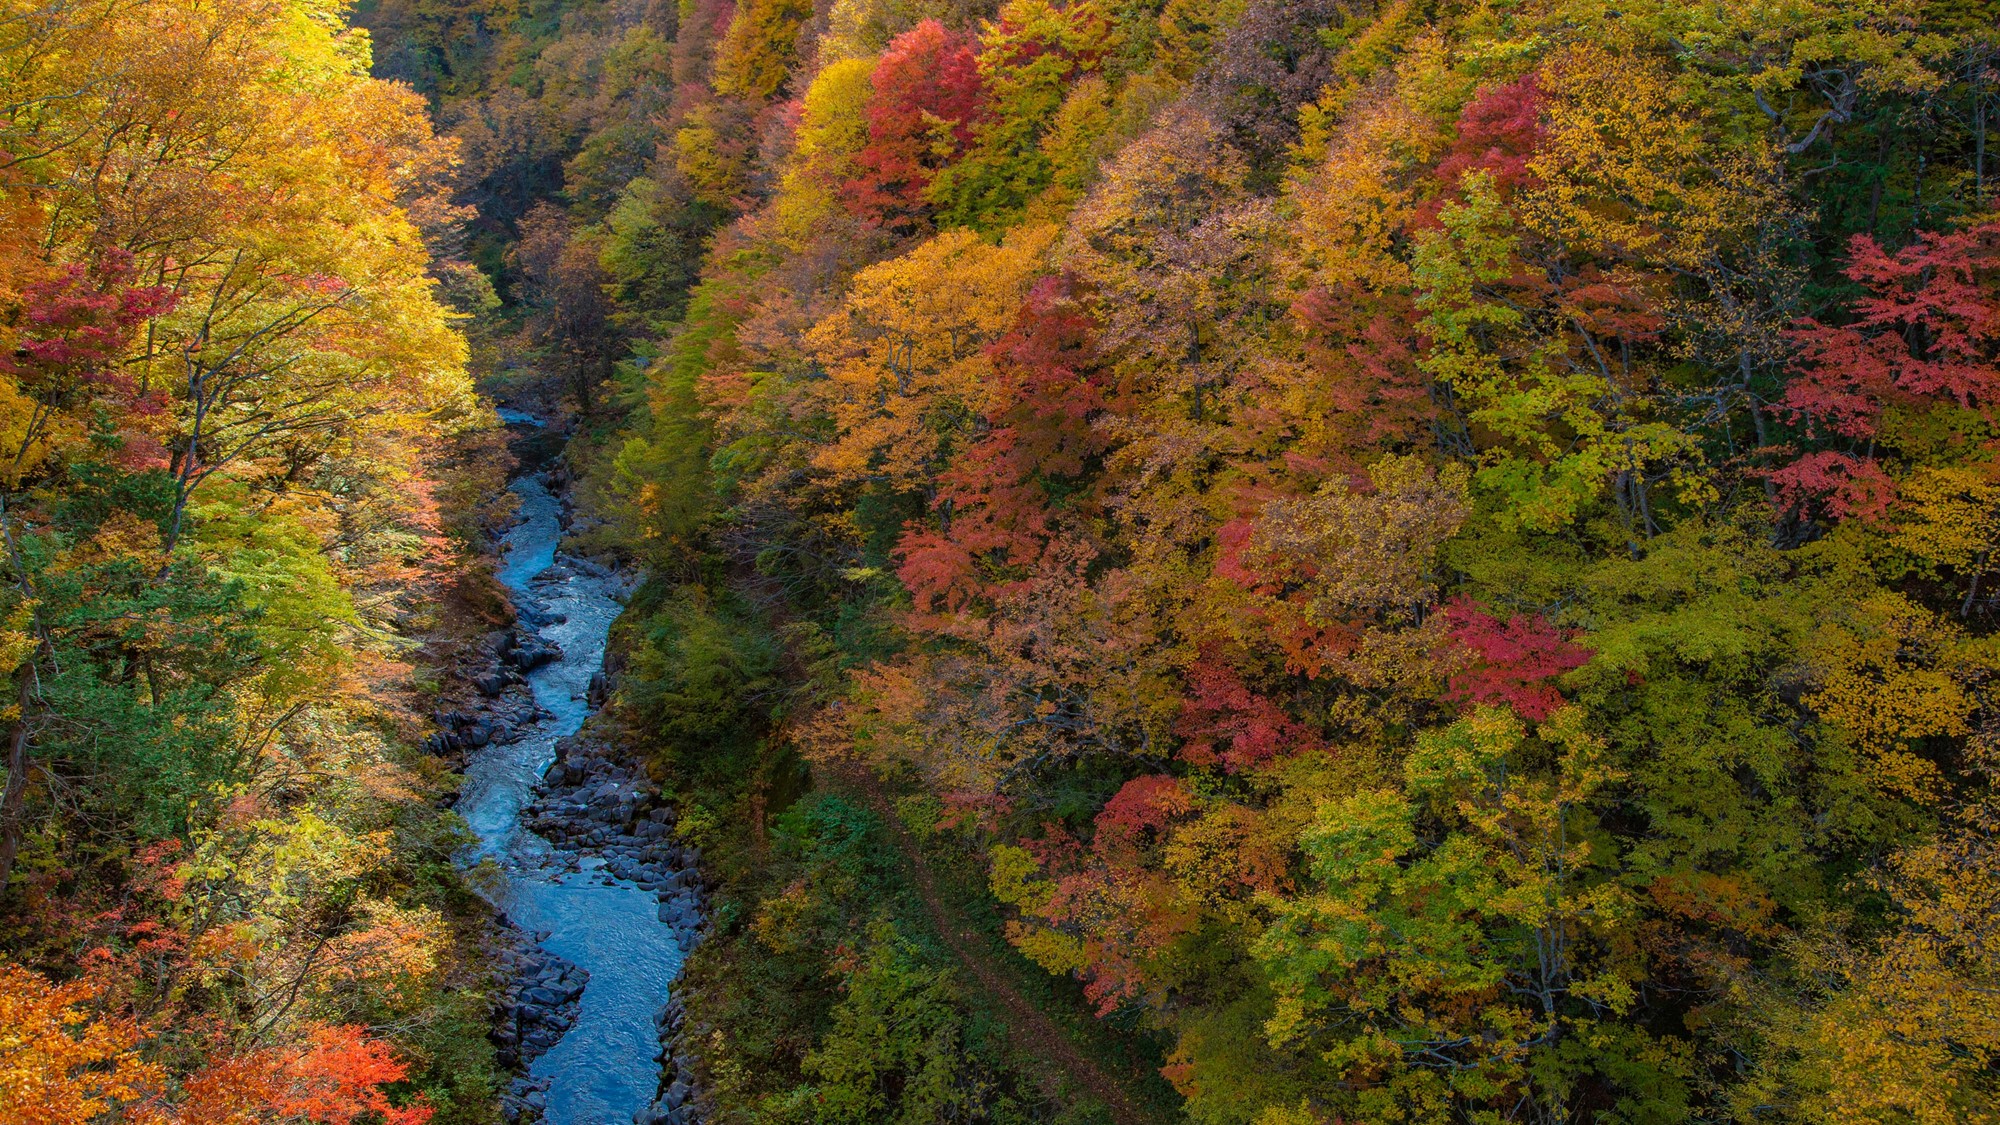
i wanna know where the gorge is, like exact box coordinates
[455,421,701,1125]
[0,0,1995,1123]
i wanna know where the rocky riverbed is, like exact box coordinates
[520,730,710,1125]
[434,426,708,1125]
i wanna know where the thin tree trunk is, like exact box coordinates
[1867,128,1891,233]
[1977,99,1986,203]
[1963,550,1988,618]
[1976,69,1988,204]
[0,667,36,896]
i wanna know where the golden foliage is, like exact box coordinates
[804,224,1058,492]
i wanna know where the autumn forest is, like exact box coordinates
[1,0,1997,1121]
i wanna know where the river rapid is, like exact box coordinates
[453,425,690,1125]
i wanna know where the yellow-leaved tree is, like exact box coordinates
[804,224,1058,497]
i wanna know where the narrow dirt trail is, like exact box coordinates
[829,766,1167,1125]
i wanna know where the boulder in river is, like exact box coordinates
[514,639,562,671]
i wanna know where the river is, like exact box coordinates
[453,431,685,1125]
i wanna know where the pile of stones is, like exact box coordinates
[421,623,558,760]
[639,994,704,1125]
[487,937,588,1123]
[523,734,707,949]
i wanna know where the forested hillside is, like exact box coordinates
[422,0,1999,1119]
[3,0,1998,1121]
[0,0,522,1120]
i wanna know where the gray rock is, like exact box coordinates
[514,642,560,671]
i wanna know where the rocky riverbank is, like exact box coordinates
[523,730,710,1125]
[489,939,588,1121]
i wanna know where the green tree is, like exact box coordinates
[793,926,1020,1125]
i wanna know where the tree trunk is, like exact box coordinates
[0,666,35,896]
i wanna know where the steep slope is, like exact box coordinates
[13,0,1986,1122]
[0,0,519,1120]
[550,2,2000,1123]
